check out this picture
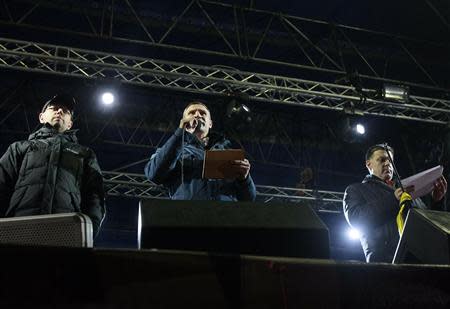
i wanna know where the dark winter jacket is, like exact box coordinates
[342,174,443,263]
[0,124,105,236]
[144,128,256,201]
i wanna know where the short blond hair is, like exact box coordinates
[183,101,210,113]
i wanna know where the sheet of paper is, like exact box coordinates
[400,165,443,199]
[202,149,245,179]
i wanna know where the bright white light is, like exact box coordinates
[101,92,115,105]
[348,228,361,240]
[355,123,365,135]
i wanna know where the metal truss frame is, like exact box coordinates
[103,171,344,213]
[0,0,448,92]
[0,37,449,124]
[103,171,168,199]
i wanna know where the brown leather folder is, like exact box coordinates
[202,149,245,179]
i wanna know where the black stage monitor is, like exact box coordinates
[393,209,450,264]
[138,199,329,259]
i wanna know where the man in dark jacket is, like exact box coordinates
[145,101,256,201]
[343,144,447,263]
[0,94,105,236]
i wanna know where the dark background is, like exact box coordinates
[0,0,449,261]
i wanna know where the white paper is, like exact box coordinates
[400,165,443,199]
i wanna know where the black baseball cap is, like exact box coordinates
[41,94,76,115]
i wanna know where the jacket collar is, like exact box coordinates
[28,123,78,143]
[186,130,230,149]
[362,174,394,190]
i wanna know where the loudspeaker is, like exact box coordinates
[0,213,93,247]
[393,209,450,264]
[138,199,329,258]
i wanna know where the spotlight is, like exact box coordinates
[355,123,365,135]
[226,99,251,120]
[347,228,361,240]
[341,116,367,143]
[382,84,409,103]
[226,98,252,124]
[101,92,115,105]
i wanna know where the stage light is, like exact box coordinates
[347,228,361,240]
[341,116,366,143]
[101,92,115,105]
[355,123,365,135]
[226,99,251,121]
[225,97,252,133]
[382,84,409,103]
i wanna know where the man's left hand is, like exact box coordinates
[432,175,447,202]
[229,159,251,180]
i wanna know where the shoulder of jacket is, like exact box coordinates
[9,140,31,152]
[344,182,368,194]
[346,182,363,189]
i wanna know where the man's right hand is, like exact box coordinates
[394,186,415,200]
[179,115,198,131]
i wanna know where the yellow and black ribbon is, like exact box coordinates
[396,192,412,236]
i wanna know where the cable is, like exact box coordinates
[181,127,185,188]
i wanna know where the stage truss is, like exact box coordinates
[0,37,449,124]
[103,171,344,213]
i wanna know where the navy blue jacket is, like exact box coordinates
[343,174,428,263]
[145,128,256,201]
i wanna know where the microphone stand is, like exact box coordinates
[383,143,404,191]
[383,143,412,235]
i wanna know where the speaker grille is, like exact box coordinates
[0,213,93,247]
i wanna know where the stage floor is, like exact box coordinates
[0,246,449,308]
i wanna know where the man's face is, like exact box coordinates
[183,103,213,136]
[366,149,394,181]
[39,104,73,133]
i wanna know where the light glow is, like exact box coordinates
[101,92,115,105]
[348,228,361,240]
[355,123,365,135]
